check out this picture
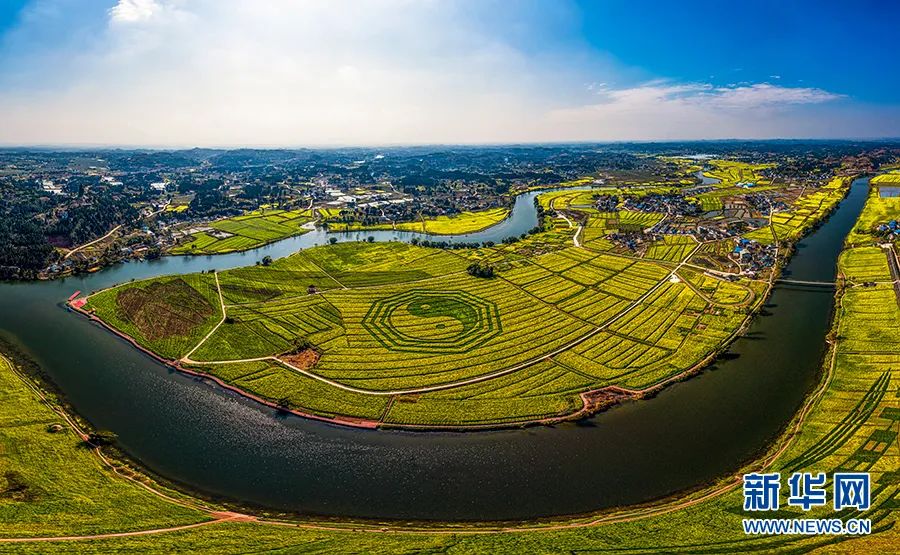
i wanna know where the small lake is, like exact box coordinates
[695,170,722,186]
[0,179,869,520]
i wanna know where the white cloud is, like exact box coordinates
[704,83,842,109]
[0,0,892,145]
[109,0,164,23]
[542,81,858,141]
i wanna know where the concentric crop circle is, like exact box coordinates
[362,289,502,353]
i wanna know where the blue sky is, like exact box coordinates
[0,0,897,146]
[575,0,900,105]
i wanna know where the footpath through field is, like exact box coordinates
[185,244,704,396]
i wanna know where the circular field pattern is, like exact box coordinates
[362,289,502,353]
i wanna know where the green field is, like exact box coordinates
[84,234,765,427]
[169,208,314,255]
[325,206,510,235]
[7,208,899,552]
[0,355,206,539]
[396,207,510,234]
[84,273,223,359]
[745,177,851,243]
[702,159,775,186]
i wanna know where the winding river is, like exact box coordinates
[0,179,869,521]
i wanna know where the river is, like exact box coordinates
[0,179,869,521]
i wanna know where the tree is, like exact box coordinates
[329,237,338,245]
[261,255,273,266]
[85,430,118,447]
[467,262,495,278]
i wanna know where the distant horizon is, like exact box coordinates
[2,137,900,152]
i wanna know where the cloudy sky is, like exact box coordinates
[0,0,897,146]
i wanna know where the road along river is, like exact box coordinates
[0,179,869,520]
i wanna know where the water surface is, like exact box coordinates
[0,179,869,520]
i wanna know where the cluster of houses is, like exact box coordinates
[594,195,619,212]
[730,238,776,275]
[875,220,900,239]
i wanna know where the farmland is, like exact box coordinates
[76,162,871,429]
[7,183,898,549]
[8,200,899,549]
[327,207,511,235]
[169,209,314,255]
[6,158,899,552]
[395,207,510,234]
[745,177,851,243]
[870,170,900,184]
[689,184,778,211]
[83,230,768,427]
[846,181,900,247]
[702,159,774,186]
[0,355,206,539]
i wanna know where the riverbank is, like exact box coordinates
[0,178,870,522]
[72,232,770,431]
[2,226,894,553]
[68,176,860,433]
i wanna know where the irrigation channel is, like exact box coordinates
[0,179,870,521]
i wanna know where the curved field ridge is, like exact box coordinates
[362,289,502,353]
[79,238,771,428]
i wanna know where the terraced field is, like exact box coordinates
[83,234,767,427]
[170,208,314,255]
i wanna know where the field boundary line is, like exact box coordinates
[181,272,226,363]
[212,244,705,397]
[299,255,348,289]
[0,518,243,544]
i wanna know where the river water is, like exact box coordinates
[0,179,869,521]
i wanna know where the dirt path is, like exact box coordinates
[549,199,583,248]
[193,244,703,397]
[0,516,248,544]
[181,272,226,363]
[63,225,123,260]
[883,243,900,308]
[676,269,756,308]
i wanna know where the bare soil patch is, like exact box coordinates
[116,279,213,340]
[279,348,320,370]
